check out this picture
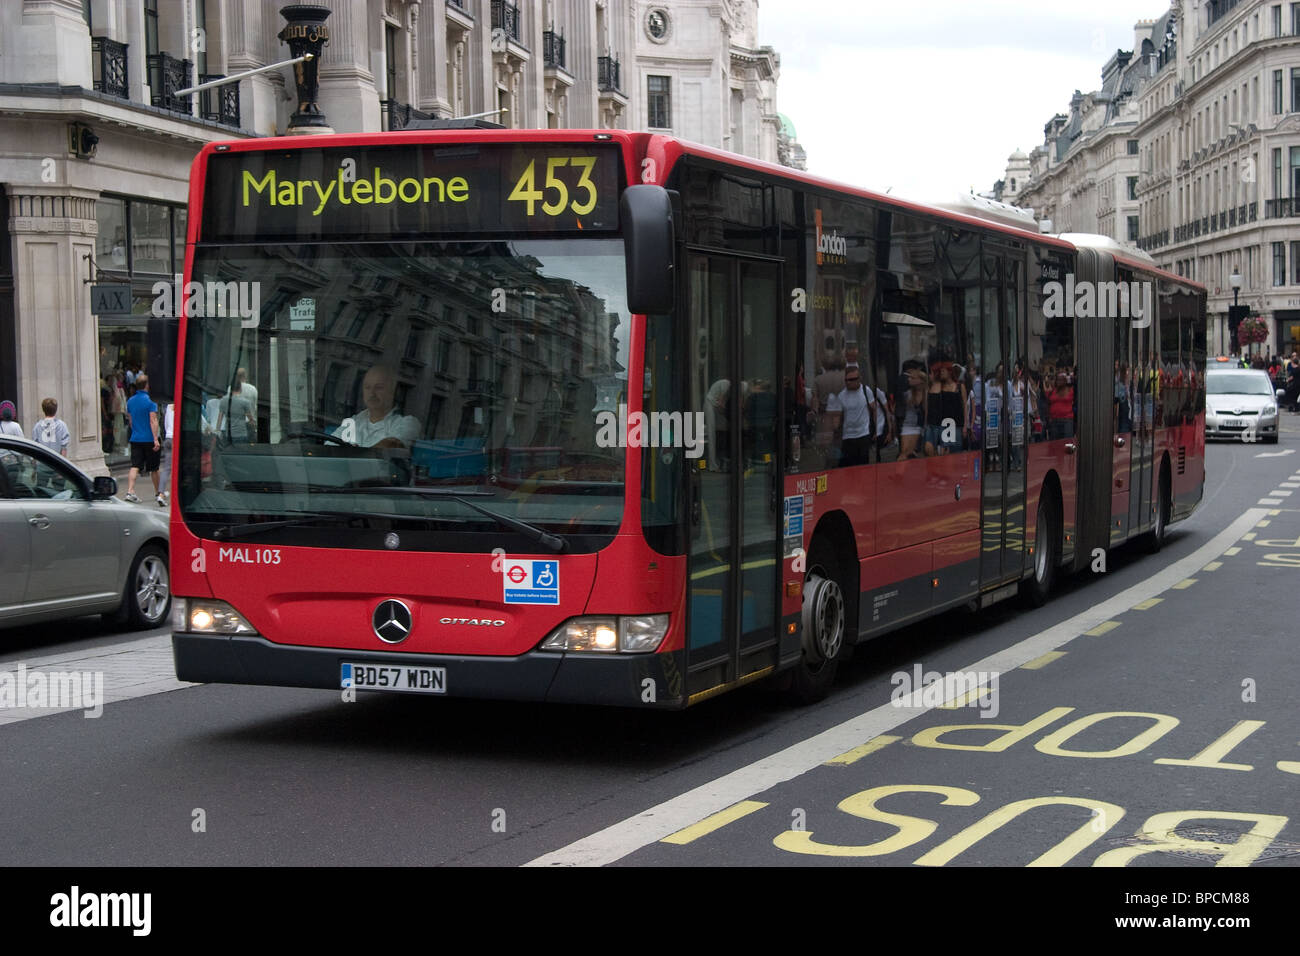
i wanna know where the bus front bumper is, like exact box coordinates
[172,633,688,708]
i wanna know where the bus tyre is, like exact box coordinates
[114,544,171,630]
[1144,468,1171,554]
[1022,493,1059,608]
[784,544,848,704]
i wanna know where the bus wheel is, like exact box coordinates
[1144,467,1171,554]
[1022,493,1059,608]
[785,545,847,704]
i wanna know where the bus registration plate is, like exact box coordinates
[342,662,447,694]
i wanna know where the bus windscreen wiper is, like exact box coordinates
[211,509,427,540]
[336,486,568,553]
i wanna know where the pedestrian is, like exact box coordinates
[31,397,70,456]
[0,399,22,436]
[156,401,173,507]
[124,373,162,504]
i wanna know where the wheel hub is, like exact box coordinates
[802,572,844,663]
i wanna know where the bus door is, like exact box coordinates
[1072,250,1116,568]
[685,253,782,694]
[979,244,1027,586]
[1127,268,1156,536]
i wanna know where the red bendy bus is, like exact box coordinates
[170,126,1206,708]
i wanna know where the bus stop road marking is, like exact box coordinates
[824,735,902,766]
[1224,547,1242,556]
[1172,578,1197,589]
[659,801,769,845]
[1085,621,1121,636]
[523,508,1267,867]
[1202,561,1223,571]
[1131,597,1163,610]
[1021,651,1066,669]
[1259,499,1282,505]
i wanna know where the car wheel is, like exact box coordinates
[1022,491,1060,608]
[119,544,170,630]
[783,542,849,704]
[1266,433,1279,444]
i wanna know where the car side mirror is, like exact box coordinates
[1278,388,1287,400]
[92,475,117,499]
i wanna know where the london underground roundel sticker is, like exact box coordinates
[502,559,560,605]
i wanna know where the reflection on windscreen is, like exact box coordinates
[180,240,630,544]
[1207,374,1273,396]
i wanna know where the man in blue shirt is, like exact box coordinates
[124,374,162,504]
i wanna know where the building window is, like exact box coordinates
[1128,215,1140,241]
[647,75,670,129]
[144,0,159,58]
[1293,68,1300,112]
[1294,2,1300,34]
[1274,148,1284,197]
[1127,138,1139,155]
[1127,176,1138,200]
[1275,70,1284,113]
[1293,241,1300,284]
[1274,242,1286,286]
[1274,4,1284,36]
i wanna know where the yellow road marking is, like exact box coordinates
[1224,546,1242,556]
[1085,621,1121,636]
[1172,578,1197,589]
[1256,520,1271,527]
[825,735,902,766]
[1203,561,1223,571]
[1242,532,1257,540]
[940,686,996,710]
[1132,598,1163,610]
[660,801,769,844]
[1021,651,1066,670]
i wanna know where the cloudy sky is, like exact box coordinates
[755,0,1172,203]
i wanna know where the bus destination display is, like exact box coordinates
[201,143,622,241]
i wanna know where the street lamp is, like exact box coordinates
[1229,267,1243,358]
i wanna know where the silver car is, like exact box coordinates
[0,436,170,629]
[1205,368,1280,443]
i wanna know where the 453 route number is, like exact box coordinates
[507,157,598,217]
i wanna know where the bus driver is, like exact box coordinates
[337,364,421,449]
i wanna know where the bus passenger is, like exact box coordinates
[338,365,421,449]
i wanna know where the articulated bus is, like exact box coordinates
[170,126,1206,707]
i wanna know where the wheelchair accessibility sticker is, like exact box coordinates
[503,559,560,604]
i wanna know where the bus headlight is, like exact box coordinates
[180,598,258,635]
[540,614,669,653]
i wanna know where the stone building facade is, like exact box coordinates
[1012,1,1300,357]
[0,0,797,476]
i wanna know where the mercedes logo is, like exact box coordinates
[372,599,412,644]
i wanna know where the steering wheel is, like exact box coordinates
[285,426,356,447]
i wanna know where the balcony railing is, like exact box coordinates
[543,30,565,69]
[491,0,521,42]
[597,55,621,93]
[447,0,465,8]
[147,52,192,114]
[91,37,129,99]
[198,74,240,128]
[381,99,432,131]
[1266,198,1299,218]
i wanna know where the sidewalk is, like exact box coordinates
[0,635,192,724]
